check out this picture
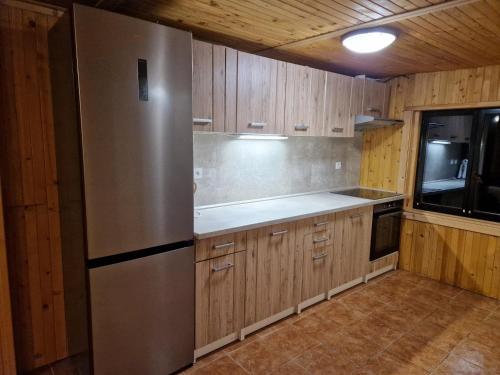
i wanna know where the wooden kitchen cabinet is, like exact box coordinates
[362,79,389,118]
[296,215,335,302]
[195,231,247,262]
[237,51,285,134]
[195,252,245,350]
[324,72,354,137]
[284,64,325,136]
[244,222,296,326]
[192,41,235,132]
[330,206,373,289]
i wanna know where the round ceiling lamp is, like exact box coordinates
[341,27,397,54]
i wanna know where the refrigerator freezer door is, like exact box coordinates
[73,5,193,259]
[89,246,195,374]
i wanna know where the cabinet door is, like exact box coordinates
[237,52,284,134]
[301,230,333,301]
[195,252,245,348]
[324,72,354,137]
[331,207,373,289]
[284,63,311,136]
[363,79,388,117]
[192,40,213,131]
[192,41,226,132]
[245,223,296,324]
[309,68,326,136]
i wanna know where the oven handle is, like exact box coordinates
[374,210,402,219]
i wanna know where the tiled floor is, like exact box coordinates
[183,270,500,375]
[30,270,500,374]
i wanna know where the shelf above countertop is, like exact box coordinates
[194,190,405,239]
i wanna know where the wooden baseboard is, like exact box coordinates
[240,307,295,339]
[327,277,364,299]
[297,293,327,313]
[366,264,396,281]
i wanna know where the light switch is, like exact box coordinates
[194,168,203,179]
[335,161,342,170]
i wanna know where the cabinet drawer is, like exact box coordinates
[196,232,246,262]
[300,214,335,236]
[304,229,333,248]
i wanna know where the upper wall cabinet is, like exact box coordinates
[284,64,326,137]
[360,78,389,118]
[192,41,237,132]
[324,72,354,137]
[237,52,285,134]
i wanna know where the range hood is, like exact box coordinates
[354,115,404,131]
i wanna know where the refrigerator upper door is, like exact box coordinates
[89,246,195,374]
[73,4,193,259]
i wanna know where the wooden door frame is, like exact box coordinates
[0,179,16,375]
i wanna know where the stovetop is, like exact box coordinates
[333,188,401,200]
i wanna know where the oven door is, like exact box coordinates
[370,209,402,261]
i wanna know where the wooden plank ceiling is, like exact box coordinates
[83,0,500,78]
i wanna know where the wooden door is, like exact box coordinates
[363,79,388,117]
[192,40,213,131]
[0,182,15,375]
[324,72,354,137]
[309,68,326,136]
[192,41,227,132]
[284,63,311,136]
[237,52,285,134]
[245,223,296,325]
[331,207,373,288]
[195,252,245,348]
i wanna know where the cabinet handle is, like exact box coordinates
[366,107,381,114]
[213,242,235,250]
[271,230,288,236]
[312,252,328,260]
[193,118,213,125]
[331,127,344,133]
[294,124,309,131]
[248,122,266,129]
[314,221,329,227]
[313,237,329,244]
[212,262,234,272]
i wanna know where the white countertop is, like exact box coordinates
[194,191,404,239]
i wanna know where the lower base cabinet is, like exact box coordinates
[195,252,245,353]
[195,205,391,358]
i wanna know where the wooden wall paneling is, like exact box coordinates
[0,183,16,375]
[0,3,67,371]
[399,219,500,300]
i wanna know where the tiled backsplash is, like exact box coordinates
[194,133,362,206]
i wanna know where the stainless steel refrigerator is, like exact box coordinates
[73,5,194,374]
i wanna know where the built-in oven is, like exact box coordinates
[370,199,404,261]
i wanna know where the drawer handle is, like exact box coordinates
[312,252,328,260]
[212,262,234,272]
[313,237,329,244]
[213,242,235,250]
[193,118,213,125]
[294,124,309,131]
[271,230,288,236]
[331,127,344,133]
[248,122,266,129]
[314,221,329,227]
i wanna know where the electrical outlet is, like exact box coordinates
[335,161,342,170]
[194,168,203,179]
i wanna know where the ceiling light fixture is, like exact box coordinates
[234,134,288,140]
[342,27,397,54]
